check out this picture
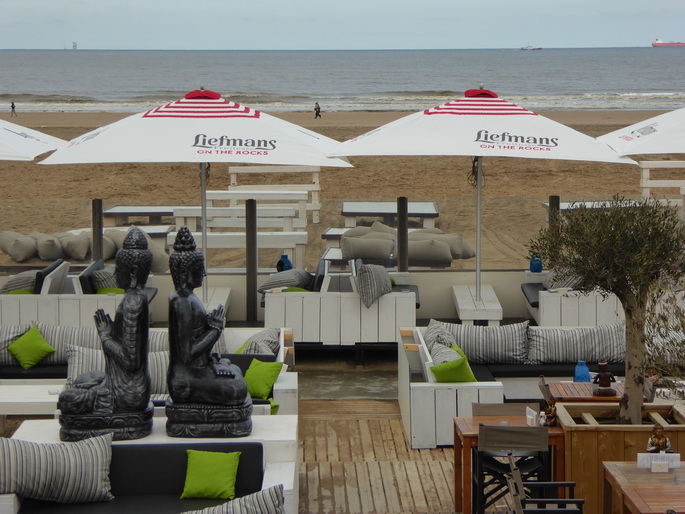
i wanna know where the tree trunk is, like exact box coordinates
[619,305,646,424]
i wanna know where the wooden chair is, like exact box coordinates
[473,424,550,514]
[471,402,540,416]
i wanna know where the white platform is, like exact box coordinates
[0,384,62,431]
[452,284,503,326]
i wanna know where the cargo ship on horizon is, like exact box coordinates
[652,39,685,47]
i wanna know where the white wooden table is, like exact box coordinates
[341,201,439,228]
[451,284,503,326]
[0,384,62,431]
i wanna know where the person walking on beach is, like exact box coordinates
[10,102,17,117]
[314,102,321,119]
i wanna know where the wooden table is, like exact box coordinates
[550,381,626,402]
[341,201,439,228]
[103,205,178,226]
[454,415,565,514]
[603,461,685,513]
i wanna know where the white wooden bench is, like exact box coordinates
[398,327,504,449]
[103,206,179,227]
[205,190,309,223]
[166,231,308,269]
[341,201,439,228]
[228,166,321,223]
[173,206,305,232]
[640,161,685,198]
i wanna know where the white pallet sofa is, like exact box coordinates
[263,274,416,346]
[522,271,624,326]
[398,327,504,449]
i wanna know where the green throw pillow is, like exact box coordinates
[96,287,125,295]
[180,450,241,500]
[430,344,477,383]
[8,288,34,295]
[7,325,56,369]
[244,359,284,399]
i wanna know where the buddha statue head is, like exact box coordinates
[169,226,205,292]
[115,227,153,290]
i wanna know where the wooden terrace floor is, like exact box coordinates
[298,399,456,514]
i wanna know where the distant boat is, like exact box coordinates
[520,45,542,50]
[652,39,685,47]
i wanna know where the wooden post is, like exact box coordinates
[91,199,103,262]
[397,196,408,272]
[549,195,560,229]
[246,199,258,322]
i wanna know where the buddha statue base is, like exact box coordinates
[165,398,253,438]
[59,404,154,441]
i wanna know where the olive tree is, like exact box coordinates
[528,196,685,424]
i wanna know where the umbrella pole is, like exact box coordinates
[476,156,483,301]
[200,162,209,304]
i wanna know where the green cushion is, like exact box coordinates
[268,397,280,415]
[8,288,34,295]
[244,359,283,399]
[180,450,241,500]
[7,325,56,369]
[235,341,250,354]
[96,287,125,294]
[430,344,477,383]
[282,286,310,292]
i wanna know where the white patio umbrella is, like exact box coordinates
[330,88,634,299]
[41,88,351,302]
[597,106,685,156]
[0,119,65,161]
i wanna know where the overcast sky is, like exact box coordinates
[1,0,683,50]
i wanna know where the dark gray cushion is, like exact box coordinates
[78,259,105,295]
[521,282,546,308]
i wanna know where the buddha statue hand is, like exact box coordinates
[206,305,225,331]
[94,309,113,338]
[210,352,235,378]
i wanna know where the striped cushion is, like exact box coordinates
[430,342,462,364]
[0,433,114,503]
[423,319,457,352]
[0,270,38,294]
[543,271,583,290]
[36,323,90,365]
[149,329,226,354]
[182,484,285,514]
[244,328,280,355]
[527,322,625,364]
[356,264,392,308]
[91,266,117,289]
[66,345,170,394]
[0,324,32,365]
[258,269,313,293]
[242,340,275,355]
[438,320,529,365]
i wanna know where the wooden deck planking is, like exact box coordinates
[298,400,455,513]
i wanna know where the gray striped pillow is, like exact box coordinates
[66,345,169,394]
[430,342,462,364]
[0,433,114,503]
[242,340,275,355]
[356,264,392,308]
[182,484,285,514]
[527,322,625,364]
[258,269,313,293]
[441,321,529,364]
[423,319,457,352]
[0,324,32,365]
[36,323,87,365]
[149,329,226,354]
[0,270,38,294]
[244,328,281,355]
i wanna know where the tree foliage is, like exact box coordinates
[528,196,685,423]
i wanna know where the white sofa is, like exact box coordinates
[398,327,504,449]
[264,273,416,346]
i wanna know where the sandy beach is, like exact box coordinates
[1,109,683,271]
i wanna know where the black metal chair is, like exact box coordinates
[506,453,585,512]
[472,424,550,513]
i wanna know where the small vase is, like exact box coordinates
[574,360,590,382]
[529,255,543,273]
[277,254,292,272]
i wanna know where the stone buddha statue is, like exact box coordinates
[58,227,154,441]
[165,226,252,437]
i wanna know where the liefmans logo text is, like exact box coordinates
[192,134,277,156]
[475,130,558,151]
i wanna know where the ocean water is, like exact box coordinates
[1,48,684,113]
